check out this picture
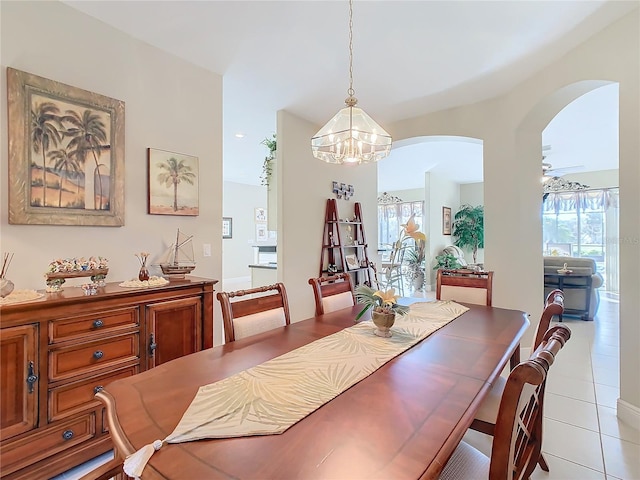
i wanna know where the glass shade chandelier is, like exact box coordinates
[311,0,392,165]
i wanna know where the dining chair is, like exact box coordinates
[439,323,572,480]
[436,269,494,306]
[469,289,565,472]
[379,240,410,296]
[308,272,354,316]
[78,458,126,480]
[217,283,291,343]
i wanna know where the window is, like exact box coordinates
[543,188,618,291]
[378,201,424,253]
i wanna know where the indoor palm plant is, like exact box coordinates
[354,285,409,337]
[452,204,484,264]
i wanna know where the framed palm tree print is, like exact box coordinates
[7,68,125,226]
[147,148,199,216]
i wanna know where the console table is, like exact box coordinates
[543,273,592,320]
[0,277,217,480]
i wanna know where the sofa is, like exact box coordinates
[543,256,604,320]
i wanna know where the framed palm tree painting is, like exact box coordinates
[148,148,199,216]
[7,68,125,226]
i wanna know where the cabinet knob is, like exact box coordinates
[94,385,104,394]
[62,430,74,441]
[93,350,104,360]
[149,333,157,356]
[92,319,104,328]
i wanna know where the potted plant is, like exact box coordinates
[260,134,277,188]
[354,285,409,337]
[452,204,484,264]
[433,252,462,271]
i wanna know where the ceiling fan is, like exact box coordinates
[541,145,584,177]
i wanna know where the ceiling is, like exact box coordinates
[63,1,630,190]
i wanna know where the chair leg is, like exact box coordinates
[538,453,550,472]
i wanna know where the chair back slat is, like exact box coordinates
[217,283,290,343]
[308,273,354,316]
[436,269,494,306]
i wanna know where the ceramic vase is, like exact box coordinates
[372,311,396,338]
[138,266,150,282]
[0,278,14,298]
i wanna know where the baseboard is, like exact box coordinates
[617,398,640,431]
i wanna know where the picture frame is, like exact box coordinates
[7,68,125,226]
[222,217,232,239]
[443,206,452,235]
[256,224,268,242]
[345,254,359,270]
[254,207,266,223]
[148,148,199,216]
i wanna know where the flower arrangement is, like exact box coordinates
[399,214,426,266]
[354,285,409,321]
[46,256,109,274]
[135,252,150,268]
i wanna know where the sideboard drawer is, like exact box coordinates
[49,333,139,382]
[49,308,139,344]
[49,365,139,422]
[0,413,95,476]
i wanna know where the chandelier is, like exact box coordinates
[311,0,392,165]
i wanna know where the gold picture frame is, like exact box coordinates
[7,68,125,226]
[147,148,199,216]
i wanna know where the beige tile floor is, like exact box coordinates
[55,293,639,480]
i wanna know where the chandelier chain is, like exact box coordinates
[347,0,354,98]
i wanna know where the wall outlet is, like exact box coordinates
[203,243,211,257]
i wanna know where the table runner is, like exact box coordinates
[124,300,469,478]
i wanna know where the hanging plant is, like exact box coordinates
[260,134,277,188]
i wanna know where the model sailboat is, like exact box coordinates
[159,229,196,278]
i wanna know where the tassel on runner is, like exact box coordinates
[123,439,164,478]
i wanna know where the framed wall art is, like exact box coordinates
[442,206,452,235]
[148,148,199,216]
[222,217,232,239]
[7,68,125,226]
[254,207,266,223]
[256,224,268,242]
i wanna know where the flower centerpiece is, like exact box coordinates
[354,285,409,337]
[398,214,427,292]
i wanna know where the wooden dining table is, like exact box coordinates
[98,301,528,480]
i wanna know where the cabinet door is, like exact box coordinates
[146,297,202,369]
[1,324,39,439]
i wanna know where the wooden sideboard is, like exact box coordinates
[0,277,216,480]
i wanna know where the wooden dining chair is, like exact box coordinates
[436,269,494,306]
[439,323,572,480]
[469,289,565,472]
[308,272,354,316]
[217,283,291,343]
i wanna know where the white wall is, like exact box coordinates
[562,169,618,189]
[1,1,223,341]
[278,110,378,321]
[388,10,639,421]
[222,181,268,280]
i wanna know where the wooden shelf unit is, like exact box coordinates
[319,199,372,287]
[0,277,216,480]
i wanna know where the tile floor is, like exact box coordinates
[54,292,639,480]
